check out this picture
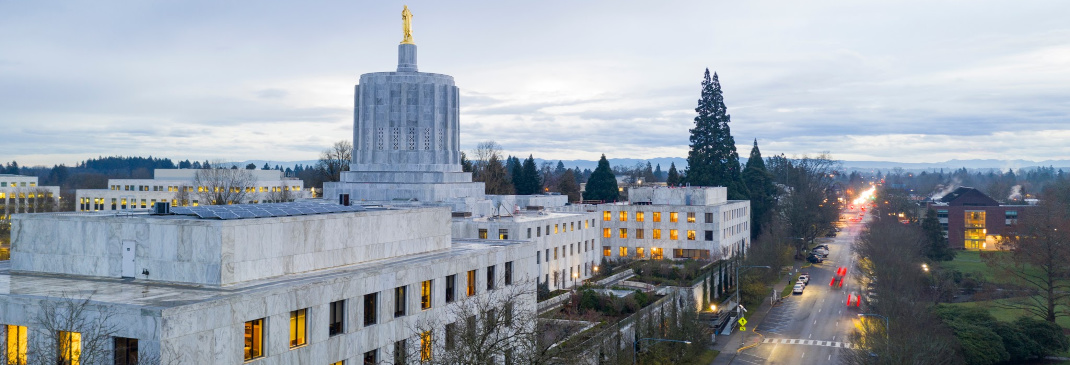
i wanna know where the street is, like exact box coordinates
[732,209,869,365]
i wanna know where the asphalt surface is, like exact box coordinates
[733,209,870,365]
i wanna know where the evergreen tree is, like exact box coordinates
[923,208,956,261]
[666,162,681,186]
[508,156,522,192]
[641,162,656,184]
[583,154,619,202]
[246,163,257,170]
[480,154,514,195]
[192,161,202,169]
[557,169,581,202]
[555,161,566,175]
[460,152,473,173]
[684,69,748,200]
[742,139,777,239]
[262,163,270,170]
[654,164,665,182]
[516,155,542,195]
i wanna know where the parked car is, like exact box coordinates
[825,231,837,237]
[799,273,810,284]
[797,279,808,288]
[793,284,805,295]
[807,255,823,264]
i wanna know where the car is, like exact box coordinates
[796,279,808,287]
[814,244,829,250]
[792,284,805,295]
[807,254,823,264]
[825,232,837,237]
[799,273,810,284]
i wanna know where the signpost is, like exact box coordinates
[738,317,748,331]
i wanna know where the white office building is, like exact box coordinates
[0,175,61,218]
[75,169,307,212]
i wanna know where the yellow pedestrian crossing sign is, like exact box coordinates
[738,317,747,331]
[740,326,746,331]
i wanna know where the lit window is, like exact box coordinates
[58,331,81,365]
[585,220,589,229]
[670,212,678,223]
[619,246,628,257]
[244,319,264,360]
[421,280,433,310]
[555,224,559,234]
[603,211,611,221]
[653,229,662,239]
[290,308,307,348]
[619,211,627,222]
[653,212,661,222]
[687,230,696,240]
[636,212,645,222]
[637,247,645,258]
[687,212,695,223]
[499,229,508,240]
[421,330,433,361]
[478,229,487,239]
[5,325,27,365]
[619,228,628,239]
[636,229,645,239]
[467,270,477,296]
[603,228,611,238]
[603,246,611,257]
[670,229,679,240]
[651,247,664,260]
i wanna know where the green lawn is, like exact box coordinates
[780,273,800,298]
[680,350,719,365]
[948,298,1070,329]
[942,250,997,282]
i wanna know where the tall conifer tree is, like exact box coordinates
[583,154,619,202]
[685,69,749,200]
[516,155,542,195]
[742,139,777,239]
[666,162,681,186]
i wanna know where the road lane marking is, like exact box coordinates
[802,352,805,358]
[829,354,832,361]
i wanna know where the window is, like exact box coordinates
[527,228,532,239]
[420,330,433,361]
[585,220,590,229]
[705,230,714,241]
[394,340,407,365]
[114,337,138,365]
[394,286,407,317]
[364,293,378,326]
[536,251,541,264]
[421,280,433,310]
[331,361,344,365]
[603,211,611,221]
[705,212,713,223]
[670,212,678,222]
[636,212,645,222]
[653,212,661,222]
[446,275,456,303]
[290,308,308,348]
[603,246,611,256]
[687,230,696,240]
[467,270,477,296]
[653,229,662,239]
[637,247,645,258]
[58,331,81,365]
[651,247,664,260]
[937,210,949,218]
[603,228,611,238]
[499,229,508,240]
[965,211,986,250]
[571,222,575,231]
[505,302,514,326]
[6,325,27,365]
[244,319,264,360]
[619,211,628,221]
[553,247,558,259]
[619,228,628,239]
[505,261,513,285]
[670,229,679,240]
[445,323,457,350]
[687,212,696,223]
[329,300,345,336]
[619,246,628,256]
[555,224,559,234]
[537,226,541,237]
[487,265,496,290]
[364,350,378,365]
[570,244,574,255]
[636,229,645,239]
[478,229,488,239]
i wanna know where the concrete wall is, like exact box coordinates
[629,186,727,206]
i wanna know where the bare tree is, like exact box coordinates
[24,293,119,365]
[317,140,352,183]
[470,141,514,195]
[192,163,257,205]
[172,185,193,207]
[768,153,841,257]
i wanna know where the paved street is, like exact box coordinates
[725,209,870,365]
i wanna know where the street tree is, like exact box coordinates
[741,139,777,239]
[684,69,748,200]
[922,208,956,261]
[666,163,681,187]
[556,169,581,202]
[316,140,352,183]
[516,156,542,195]
[583,155,618,202]
[192,164,257,205]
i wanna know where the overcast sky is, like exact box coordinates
[2,1,1068,166]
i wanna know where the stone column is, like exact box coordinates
[397,44,417,72]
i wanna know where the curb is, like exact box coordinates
[736,330,765,352]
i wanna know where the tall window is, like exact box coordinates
[653,212,661,222]
[619,246,628,257]
[420,331,433,361]
[705,212,714,223]
[554,247,558,259]
[964,210,986,250]
[636,247,645,258]
[636,212,645,222]
[467,270,477,296]
[603,211,611,221]
[394,340,407,365]
[687,212,696,223]
[670,229,679,240]
[114,337,138,365]
[329,300,345,336]
[421,280,433,310]
[363,293,378,326]
[290,309,308,348]
[619,211,628,222]
[445,323,457,350]
[446,274,456,303]
[487,265,496,290]
[364,350,377,365]
[58,331,81,365]
[244,319,264,361]
[394,286,407,317]
[6,325,27,365]
[603,228,611,238]
[505,261,513,285]
[653,229,662,239]
[478,229,487,239]
[670,212,678,223]
[555,224,559,234]
[636,229,645,239]
[619,228,628,239]
[603,246,611,257]
[527,228,532,238]
[651,247,664,260]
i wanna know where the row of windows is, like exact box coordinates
[544,261,598,288]
[604,211,713,223]
[725,206,748,221]
[3,325,139,365]
[536,240,595,264]
[0,181,35,188]
[110,184,301,193]
[0,192,53,199]
[78,197,297,211]
[601,246,711,260]
[602,228,715,241]
[723,221,749,239]
[243,262,513,362]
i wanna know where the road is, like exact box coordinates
[733,209,870,365]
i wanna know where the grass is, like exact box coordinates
[942,250,998,282]
[680,349,719,365]
[948,297,1070,329]
[780,273,800,298]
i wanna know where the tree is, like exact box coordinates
[921,208,955,261]
[741,139,776,239]
[192,165,257,205]
[666,163,681,187]
[768,153,841,257]
[479,154,514,195]
[583,154,618,202]
[460,152,473,173]
[684,69,748,200]
[985,181,1070,323]
[515,156,542,195]
[653,164,664,182]
[557,169,581,202]
[245,163,256,170]
[316,140,352,184]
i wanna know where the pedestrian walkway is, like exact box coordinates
[709,263,806,365]
[761,338,854,349]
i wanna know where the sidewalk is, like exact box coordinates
[709,264,803,365]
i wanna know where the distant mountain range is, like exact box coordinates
[225,158,1070,172]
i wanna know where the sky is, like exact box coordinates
[2,1,1069,167]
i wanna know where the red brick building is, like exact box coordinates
[928,187,1031,250]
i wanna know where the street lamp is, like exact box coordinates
[633,338,691,365]
[921,263,929,273]
[572,272,579,288]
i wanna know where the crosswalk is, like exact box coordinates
[762,338,855,348]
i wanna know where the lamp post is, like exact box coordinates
[633,338,691,365]
[572,272,579,289]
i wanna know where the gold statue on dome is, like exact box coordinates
[401,6,415,45]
